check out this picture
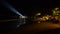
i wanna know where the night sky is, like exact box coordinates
[5,0,60,16]
[0,0,60,18]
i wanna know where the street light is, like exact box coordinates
[35,13,41,16]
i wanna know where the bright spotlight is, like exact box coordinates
[20,16,27,18]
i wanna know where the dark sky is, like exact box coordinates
[0,0,60,17]
[5,0,60,16]
[0,3,18,19]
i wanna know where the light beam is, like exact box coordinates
[2,0,23,16]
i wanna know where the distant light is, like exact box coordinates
[46,17,49,20]
[22,16,27,18]
[53,11,56,13]
[35,13,41,16]
[20,16,27,18]
[55,8,59,10]
[37,13,41,15]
